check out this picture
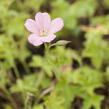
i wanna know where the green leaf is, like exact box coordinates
[83,94,104,109]
[33,105,43,109]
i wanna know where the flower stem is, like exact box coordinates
[44,43,49,56]
[44,43,60,79]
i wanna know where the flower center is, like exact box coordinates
[40,29,48,37]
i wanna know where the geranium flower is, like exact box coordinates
[25,12,64,46]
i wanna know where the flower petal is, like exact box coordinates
[49,18,64,34]
[41,34,56,43]
[28,34,43,46]
[24,19,39,34]
[35,12,51,31]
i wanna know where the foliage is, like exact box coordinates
[0,0,109,109]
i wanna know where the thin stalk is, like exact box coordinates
[2,86,18,109]
[24,92,34,109]
[0,62,19,109]
[49,43,57,48]
[24,96,28,109]
[44,43,60,79]
[22,60,31,74]
[0,64,18,109]
[13,64,20,78]
[44,43,49,55]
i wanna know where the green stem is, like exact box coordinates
[24,92,34,109]
[24,96,28,109]
[0,63,18,109]
[44,43,49,55]
[44,43,60,79]
[22,60,31,74]
[49,43,57,48]
[2,86,18,109]
[13,64,20,78]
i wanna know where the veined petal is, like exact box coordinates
[35,12,51,31]
[41,34,56,43]
[24,19,39,34]
[28,34,43,46]
[49,18,64,34]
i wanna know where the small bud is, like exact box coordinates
[55,40,71,46]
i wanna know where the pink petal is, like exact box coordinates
[24,19,39,34]
[35,12,51,31]
[41,34,56,43]
[49,18,64,34]
[28,34,43,46]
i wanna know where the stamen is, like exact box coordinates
[40,29,47,37]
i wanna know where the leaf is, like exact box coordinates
[83,94,104,109]
[30,55,53,77]
[10,75,38,93]
[33,105,43,109]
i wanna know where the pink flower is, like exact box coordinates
[25,12,64,46]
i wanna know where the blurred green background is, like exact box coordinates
[0,0,109,109]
